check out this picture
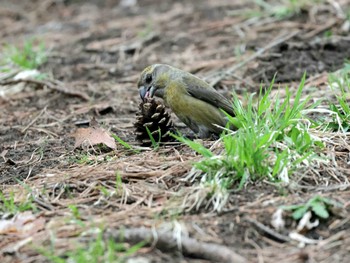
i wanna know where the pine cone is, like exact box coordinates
[134,98,175,146]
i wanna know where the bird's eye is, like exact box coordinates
[145,74,152,83]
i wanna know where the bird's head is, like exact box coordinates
[137,64,172,101]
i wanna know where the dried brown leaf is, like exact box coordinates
[0,211,45,237]
[72,122,116,149]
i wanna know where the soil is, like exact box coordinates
[1,0,350,262]
[247,39,350,83]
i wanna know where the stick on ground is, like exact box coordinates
[105,227,247,263]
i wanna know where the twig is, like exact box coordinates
[244,229,264,263]
[105,227,247,263]
[301,19,338,39]
[21,106,47,133]
[246,217,291,243]
[207,30,300,86]
[0,78,90,101]
[318,230,347,248]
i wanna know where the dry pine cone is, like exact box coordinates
[134,98,175,145]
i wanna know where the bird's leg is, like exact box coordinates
[184,131,197,140]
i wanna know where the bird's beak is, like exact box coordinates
[139,85,156,101]
[139,86,147,101]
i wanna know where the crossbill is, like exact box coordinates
[137,64,236,138]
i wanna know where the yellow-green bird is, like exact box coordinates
[138,64,235,138]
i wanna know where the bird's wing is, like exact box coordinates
[183,76,235,116]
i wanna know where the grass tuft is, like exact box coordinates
[326,63,350,131]
[0,191,37,215]
[2,39,47,70]
[38,228,145,263]
[173,74,324,207]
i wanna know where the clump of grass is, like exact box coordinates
[173,74,324,211]
[145,127,162,149]
[137,20,154,39]
[1,39,47,70]
[39,228,145,263]
[240,0,323,20]
[326,63,350,131]
[0,191,37,215]
[111,133,140,153]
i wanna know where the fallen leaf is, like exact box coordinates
[0,211,45,237]
[72,120,116,150]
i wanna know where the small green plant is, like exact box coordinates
[97,172,124,200]
[346,7,350,21]
[281,195,343,220]
[111,133,140,153]
[173,74,322,193]
[69,152,116,165]
[68,204,81,219]
[137,20,154,39]
[67,204,85,227]
[39,229,145,263]
[70,153,108,165]
[2,39,47,69]
[327,64,350,131]
[242,0,323,19]
[323,30,333,38]
[0,191,37,215]
[76,154,94,164]
[99,185,110,197]
[115,172,123,191]
[145,127,161,149]
[269,0,302,19]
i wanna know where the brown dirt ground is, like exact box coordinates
[1,0,350,262]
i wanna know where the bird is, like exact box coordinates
[137,64,236,138]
